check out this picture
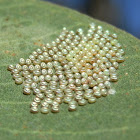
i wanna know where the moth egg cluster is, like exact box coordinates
[8,23,125,114]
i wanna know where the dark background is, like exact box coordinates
[45,0,140,38]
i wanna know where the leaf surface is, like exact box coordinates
[0,0,140,140]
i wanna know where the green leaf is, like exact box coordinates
[0,0,140,140]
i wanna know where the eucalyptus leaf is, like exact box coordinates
[0,0,140,140]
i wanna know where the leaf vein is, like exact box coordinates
[0,126,130,135]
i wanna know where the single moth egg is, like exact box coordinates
[30,106,38,113]
[41,107,49,114]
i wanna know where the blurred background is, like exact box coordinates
[45,0,140,38]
